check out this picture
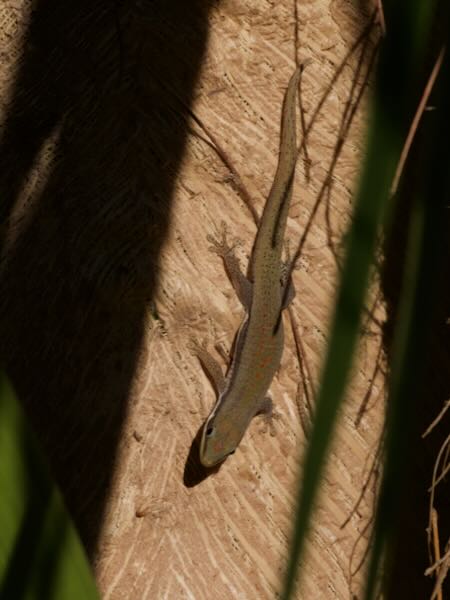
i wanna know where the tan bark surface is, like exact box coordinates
[0,1,384,598]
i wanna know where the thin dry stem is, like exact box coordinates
[428,434,450,557]
[375,0,386,36]
[423,399,450,438]
[429,509,443,600]
[426,540,450,600]
[391,47,445,196]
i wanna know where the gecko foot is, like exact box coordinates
[281,238,300,282]
[187,336,207,356]
[206,220,242,258]
[257,397,282,437]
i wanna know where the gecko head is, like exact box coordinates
[199,413,239,468]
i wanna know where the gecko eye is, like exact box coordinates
[228,450,235,455]
[206,426,214,437]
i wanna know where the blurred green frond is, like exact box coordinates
[0,372,99,600]
[282,2,450,598]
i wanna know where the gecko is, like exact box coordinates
[192,66,301,468]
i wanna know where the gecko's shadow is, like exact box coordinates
[0,0,214,556]
[183,422,223,487]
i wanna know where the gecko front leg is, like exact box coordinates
[207,220,253,310]
[188,338,226,397]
